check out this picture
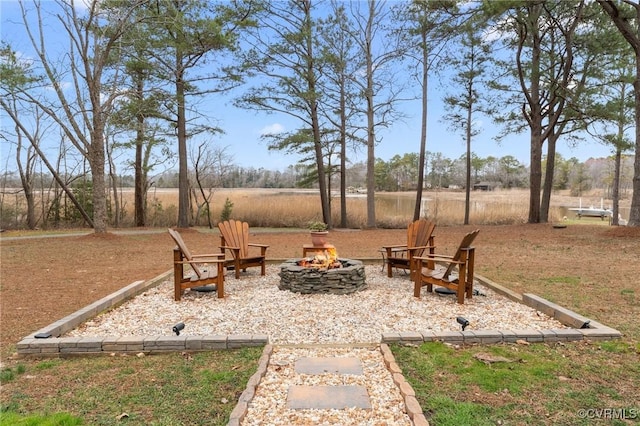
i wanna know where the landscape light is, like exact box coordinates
[172,322,185,336]
[456,317,469,331]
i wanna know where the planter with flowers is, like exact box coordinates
[308,221,329,246]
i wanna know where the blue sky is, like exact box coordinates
[1,1,616,174]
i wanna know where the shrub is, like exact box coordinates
[220,198,234,222]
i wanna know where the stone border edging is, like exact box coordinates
[16,269,269,356]
[227,344,273,426]
[16,266,621,357]
[379,273,622,346]
[380,343,429,426]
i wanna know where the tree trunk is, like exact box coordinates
[612,148,621,225]
[107,148,120,228]
[630,57,640,226]
[414,30,428,221]
[529,129,544,224]
[366,102,376,228]
[15,131,37,229]
[540,132,557,223]
[24,187,36,229]
[365,2,376,229]
[464,105,471,225]
[134,73,146,227]
[339,84,347,228]
[89,123,108,234]
[176,56,190,228]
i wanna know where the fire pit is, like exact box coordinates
[278,255,367,295]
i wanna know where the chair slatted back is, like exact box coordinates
[407,219,436,257]
[168,228,203,278]
[218,219,250,258]
[442,229,480,279]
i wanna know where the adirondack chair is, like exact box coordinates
[218,220,269,279]
[381,219,436,278]
[168,229,225,301]
[413,229,480,304]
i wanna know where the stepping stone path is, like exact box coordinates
[233,346,427,425]
[287,357,371,410]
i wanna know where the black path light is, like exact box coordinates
[456,317,470,331]
[172,322,185,336]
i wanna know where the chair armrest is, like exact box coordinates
[382,244,407,249]
[407,245,435,251]
[176,258,225,265]
[192,253,225,259]
[248,243,269,248]
[415,255,464,265]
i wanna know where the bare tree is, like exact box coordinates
[396,0,460,221]
[0,42,93,227]
[348,0,409,228]
[14,1,146,233]
[190,142,233,229]
[316,1,362,228]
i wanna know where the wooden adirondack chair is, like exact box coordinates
[218,220,269,279]
[413,229,480,304]
[168,229,225,301]
[382,219,436,278]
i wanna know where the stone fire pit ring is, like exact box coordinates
[278,258,367,295]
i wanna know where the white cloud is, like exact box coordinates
[259,123,285,136]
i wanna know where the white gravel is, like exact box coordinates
[67,265,564,343]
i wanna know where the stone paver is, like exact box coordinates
[295,356,363,375]
[286,385,372,410]
[288,356,371,410]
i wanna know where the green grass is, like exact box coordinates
[0,348,263,426]
[0,364,25,383]
[392,341,640,426]
[0,412,83,425]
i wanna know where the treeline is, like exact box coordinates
[2,1,639,230]
[0,151,634,230]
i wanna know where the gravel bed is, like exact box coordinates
[67,265,564,343]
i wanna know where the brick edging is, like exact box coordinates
[227,344,273,425]
[380,344,429,426]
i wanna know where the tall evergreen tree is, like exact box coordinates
[597,0,640,227]
[396,0,459,221]
[349,0,409,228]
[442,20,493,225]
[487,0,587,223]
[237,0,332,226]
[141,0,255,228]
